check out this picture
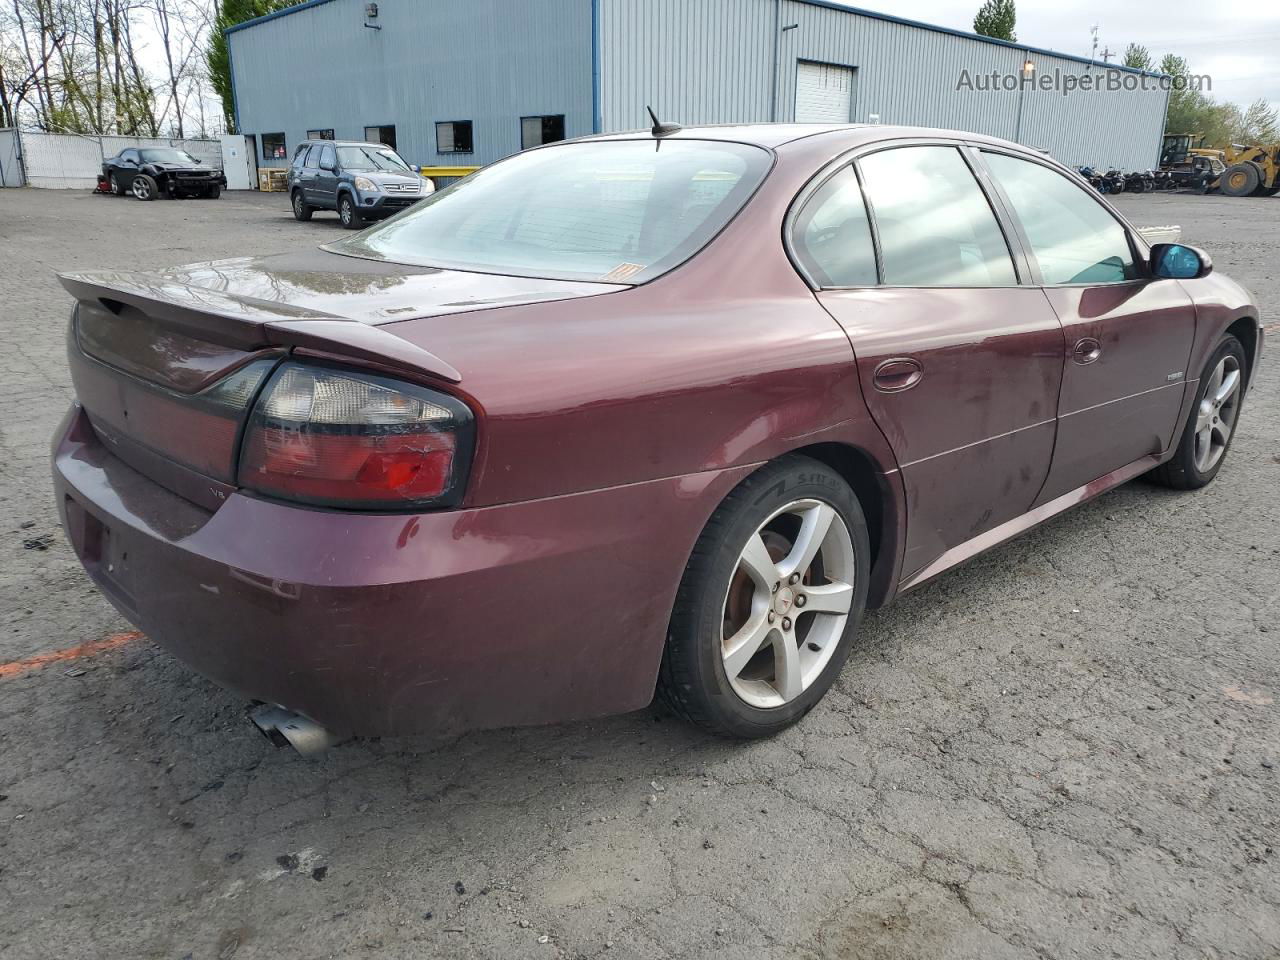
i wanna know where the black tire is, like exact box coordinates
[1220,163,1260,197]
[1149,335,1248,490]
[658,455,871,738]
[131,173,158,201]
[338,193,362,229]
[291,189,313,221]
[206,184,222,199]
[108,173,124,196]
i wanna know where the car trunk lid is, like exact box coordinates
[59,254,622,509]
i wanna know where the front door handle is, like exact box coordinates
[872,357,923,392]
[1072,337,1102,365]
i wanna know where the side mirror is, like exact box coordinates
[320,160,337,172]
[409,164,420,174]
[1151,243,1212,280]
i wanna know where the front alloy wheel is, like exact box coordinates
[1192,353,1242,473]
[659,455,870,738]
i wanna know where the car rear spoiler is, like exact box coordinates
[58,271,462,384]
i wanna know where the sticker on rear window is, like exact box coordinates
[600,262,645,282]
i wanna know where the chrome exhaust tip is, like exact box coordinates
[248,703,340,757]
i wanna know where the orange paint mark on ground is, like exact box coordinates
[0,631,143,679]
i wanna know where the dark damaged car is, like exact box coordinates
[54,124,1262,747]
[103,147,226,201]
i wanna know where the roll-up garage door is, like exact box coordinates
[794,62,854,123]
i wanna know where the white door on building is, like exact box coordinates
[219,134,254,190]
[794,62,855,123]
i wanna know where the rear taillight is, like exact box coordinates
[238,362,473,509]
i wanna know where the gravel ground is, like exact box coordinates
[0,187,1277,960]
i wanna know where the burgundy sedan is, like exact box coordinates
[53,124,1262,743]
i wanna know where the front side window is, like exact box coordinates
[119,149,139,163]
[319,144,336,169]
[982,151,1138,285]
[791,166,877,287]
[328,139,771,284]
[436,121,473,154]
[303,145,320,169]
[858,145,1017,287]
[262,132,286,160]
[521,115,565,150]
[364,125,396,149]
[336,145,410,172]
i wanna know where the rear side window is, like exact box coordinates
[982,152,1138,284]
[858,146,1017,287]
[303,145,320,168]
[791,166,877,287]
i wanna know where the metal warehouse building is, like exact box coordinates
[228,0,1169,175]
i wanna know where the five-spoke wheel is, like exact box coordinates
[1192,353,1241,473]
[659,456,869,738]
[721,499,856,708]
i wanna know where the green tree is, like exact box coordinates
[1122,43,1152,72]
[1236,98,1279,143]
[207,0,299,133]
[973,0,1016,42]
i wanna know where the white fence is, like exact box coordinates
[0,130,223,189]
[0,129,22,187]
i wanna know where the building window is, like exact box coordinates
[307,128,335,140]
[520,114,565,150]
[364,125,396,149]
[261,132,286,160]
[436,120,473,154]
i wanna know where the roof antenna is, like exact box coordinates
[646,105,681,138]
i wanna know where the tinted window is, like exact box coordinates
[364,125,396,149]
[436,121,473,154]
[521,115,566,150]
[307,128,335,140]
[328,139,770,284]
[262,133,286,159]
[791,166,877,286]
[859,146,1017,287]
[983,152,1138,285]
[120,149,139,163]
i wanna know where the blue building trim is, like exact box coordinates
[795,0,1165,78]
[225,0,340,36]
[590,0,601,133]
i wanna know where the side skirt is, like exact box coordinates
[896,453,1161,594]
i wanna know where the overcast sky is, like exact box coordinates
[853,0,1279,107]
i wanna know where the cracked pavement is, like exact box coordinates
[0,188,1277,959]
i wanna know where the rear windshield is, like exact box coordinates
[337,145,411,172]
[326,139,772,283]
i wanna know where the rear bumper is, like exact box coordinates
[52,405,752,737]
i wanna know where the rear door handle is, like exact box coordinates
[872,357,923,392]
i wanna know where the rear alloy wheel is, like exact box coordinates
[109,173,124,196]
[131,173,158,201]
[659,456,870,738]
[338,193,362,229]
[292,190,312,221]
[1219,163,1260,197]
[1150,335,1246,489]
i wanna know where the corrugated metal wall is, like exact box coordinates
[228,0,592,168]
[597,0,1167,171]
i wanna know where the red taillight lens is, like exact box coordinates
[238,362,473,509]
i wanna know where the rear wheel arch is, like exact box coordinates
[784,442,897,608]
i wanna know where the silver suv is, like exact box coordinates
[288,140,435,228]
